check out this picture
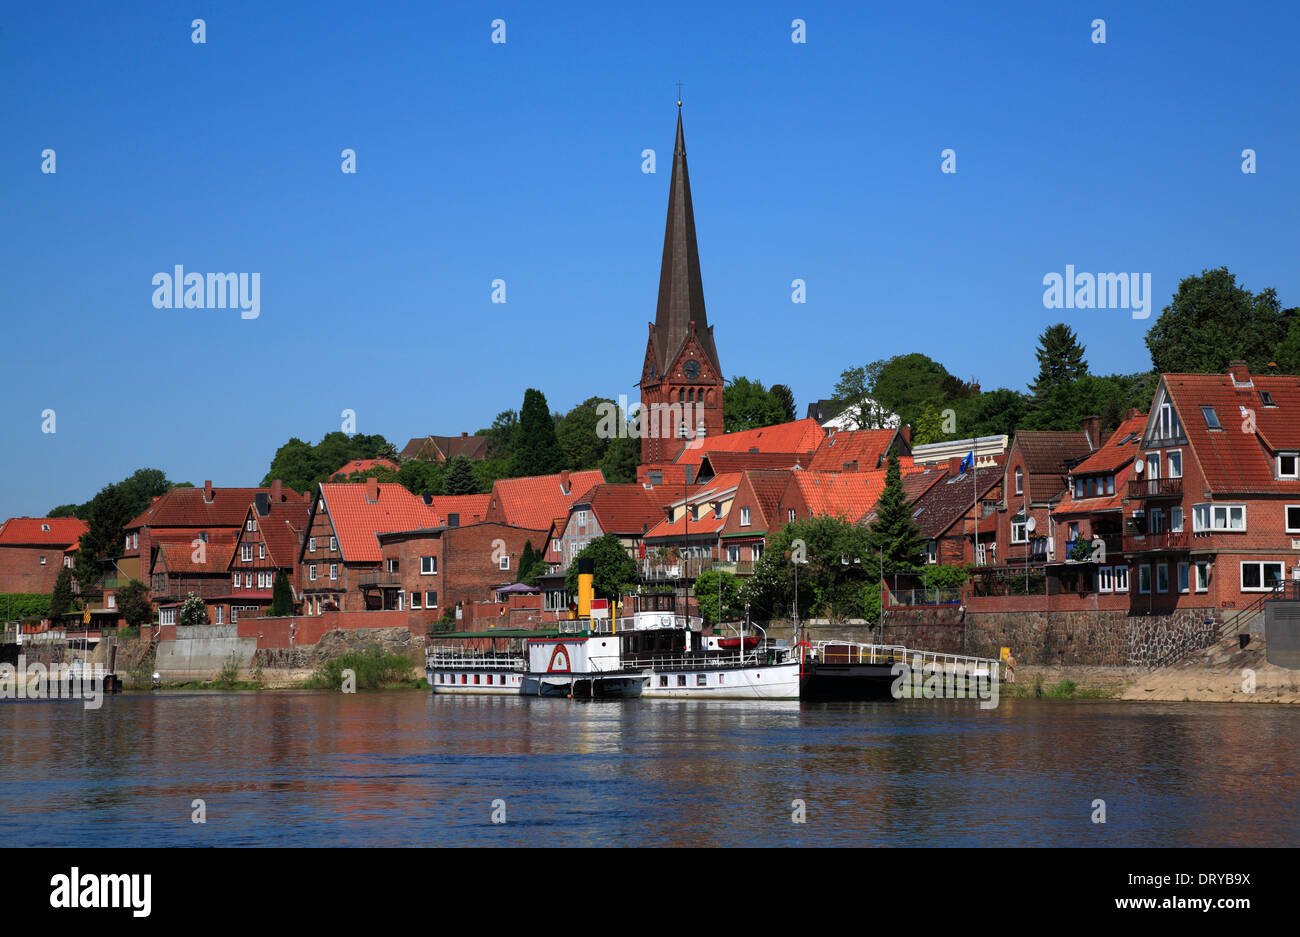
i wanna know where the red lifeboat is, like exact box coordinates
[715,635,761,650]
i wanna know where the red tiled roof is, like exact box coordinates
[579,484,683,536]
[1163,372,1300,494]
[910,466,1003,539]
[249,501,312,568]
[789,470,887,525]
[127,485,303,530]
[644,510,727,540]
[1071,414,1147,475]
[1012,432,1095,502]
[487,470,605,532]
[423,494,491,527]
[808,428,906,473]
[674,419,826,469]
[740,469,795,531]
[318,483,448,563]
[0,516,87,547]
[401,434,489,461]
[697,451,811,477]
[331,458,398,477]
[155,539,236,575]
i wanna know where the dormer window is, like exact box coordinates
[1014,466,1023,495]
[1259,390,1276,407]
[1279,453,1299,479]
[41,524,50,531]
[1158,402,1181,438]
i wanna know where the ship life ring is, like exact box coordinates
[547,644,572,673]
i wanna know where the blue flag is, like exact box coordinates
[959,451,974,474]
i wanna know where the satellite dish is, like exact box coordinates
[1134,460,1144,474]
[1026,516,1038,532]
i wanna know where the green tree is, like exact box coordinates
[723,377,786,433]
[49,567,74,619]
[742,516,874,621]
[46,504,80,518]
[510,389,566,477]
[956,387,1030,439]
[477,410,519,462]
[911,403,947,445]
[517,541,543,586]
[555,396,614,470]
[1029,323,1089,403]
[75,484,133,588]
[693,569,743,626]
[1145,268,1286,374]
[116,579,154,628]
[865,451,925,575]
[1273,313,1300,374]
[872,353,955,430]
[564,534,637,601]
[269,570,294,617]
[396,460,444,498]
[831,360,890,428]
[178,593,208,628]
[599,435,640,484]
[770,384,797,423]
[443,455,480,495]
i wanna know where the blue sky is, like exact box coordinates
[3,1,1298,519]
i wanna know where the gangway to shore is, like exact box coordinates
[797,640,1002,699]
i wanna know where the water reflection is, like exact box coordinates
[0,693,1296,846]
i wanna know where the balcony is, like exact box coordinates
[358,570,401,588]
[1122,530,1189,553]
[1127,477,1183,499]
[640,559,714,581]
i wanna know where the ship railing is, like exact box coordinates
[425,648,525,670]
[808,642,909,666]
[557,614,703,635]
[899,648,1002,678]
[625,649,790,671]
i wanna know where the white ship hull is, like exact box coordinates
[426,667,524,695]
[639,660,800,700]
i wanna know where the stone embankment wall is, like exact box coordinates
[252,627,419,672]
[770,606,1225,667]
[154,625,257,681]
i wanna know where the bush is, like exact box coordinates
[0,594,52,621]
[217,653,241,689]
[304,647,416,690]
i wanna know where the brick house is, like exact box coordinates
[806,427,912,473]
[994,423,1099,566]
[376,521,547,625]
[911,456,1006,567]
[399,432,488,463]
[221,495,312,623]
[1121,363,1300,614]
[150,536,237,625]
[716,469,795,570]
[0,516,88,595]
[483,469,604,532]
[642,473,744,566]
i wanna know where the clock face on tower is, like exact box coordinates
[683,360,700,381]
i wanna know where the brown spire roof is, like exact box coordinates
[652,108,722,377]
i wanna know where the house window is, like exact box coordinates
[309,564,317,581]
[1170,507,1183,532]
[740,507,750,526]
[1106,476,1114,495]
[233,573,240,589]
[106,594,115,609]
[247,519,256,531]
[39,556,47,565]
[1286,505,1300,534]
[1156,564,1169,593]
[426,591,437,608]
[1278,453,1299,479]
[329,564,338,581]
[1138,565,1151,594]
[1194,561,1210,592]
[159,608,176,626]
[1159,402,1181,438]
[1113,566,1129,593]
[1241,562,1284,592]
[728,545,740,562]
[1014,467,1023,495]
[788,509,796,523]
[1075,478,1084,498]
[410,591,421,608]
[214,606,223,625]
[1166,450,1182,478]
[1177,562,1190,594]
[1193,504,1246,532]
[241,544,253,562]
[330,536,338,551]
[1145,452,1160,479]
[258,543,265,559]
[499,555,510,571]
[387,558,399,573]
[421,556,437,575]
[925,541,937,564]
[1098,567,1114,593]
[309,537,317,553]
[1011,521,1028,544]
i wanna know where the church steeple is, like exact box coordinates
[651,106,723,378]
[638,102,726,468]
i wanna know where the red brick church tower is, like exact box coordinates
[639,103,725,464]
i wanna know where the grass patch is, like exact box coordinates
[303,647,419,691]
[1001,675,1122,699]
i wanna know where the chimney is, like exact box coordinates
[560,469,570,494]
[366,477,379,503]
[448,513,459,528]
[900,425,911,445]
[255,493,270,516]
[1125,407,1141,421]
[461,431,468,438]
[842,460,859,473]
[1228,359,1251,385]
[203,480,213,503]
[271,479,282,503]
[948,456,962,476]
[1082,415,1101,449]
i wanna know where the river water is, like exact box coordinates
[1,692,1296,847]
